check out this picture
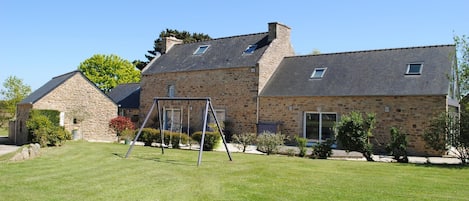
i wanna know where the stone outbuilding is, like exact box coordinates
[10,71,118,145]
[107,83,140,124]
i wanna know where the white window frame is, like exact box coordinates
[193,45,209,55]
[243,44,257,55]
[303,111,337,143]
[406,63,423,75]
[310,67,327,79]
[167,85,175,97]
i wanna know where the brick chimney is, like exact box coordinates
[161,36,183,54]
[268,22,291,42]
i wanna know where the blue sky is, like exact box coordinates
[1,0,469,96]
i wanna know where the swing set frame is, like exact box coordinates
[125,97,232,166]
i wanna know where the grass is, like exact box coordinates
[0,142,468,201]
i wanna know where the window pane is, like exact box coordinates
[305,113,319,140]
[407,64,421,74]
[321,114,336,141]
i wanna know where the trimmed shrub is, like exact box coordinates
[295,137,307,157]
[192,131,221,151]
[137,128,189,148]
[138,128,160,146]
[311,139,333,159]
[256,131,288,155]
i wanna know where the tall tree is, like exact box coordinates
[78,54,140,93]
[134,29,211,70]
[0,75,32,118]
[455,35,469,97]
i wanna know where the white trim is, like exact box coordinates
[303,111,337,142]
[405,63,423,75]
[310,67,327,79]
[193,45,210,55]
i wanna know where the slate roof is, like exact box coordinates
[107,83,140,108]
[142,32,270,75]
[261,45,455,97]
[20,70,113,104]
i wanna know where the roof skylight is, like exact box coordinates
[310,68,327,79]
[406,63,422,75]
[243,44,257,54]
[193,45,209,55]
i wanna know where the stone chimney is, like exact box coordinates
[161,36,183,54]
[268,22,291,43]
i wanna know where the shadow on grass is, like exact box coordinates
[112,152,198,167]
[410,163,469,169]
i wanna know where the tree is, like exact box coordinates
[0,75,31,118]
[134,29,211,70]
[454,35,469,97]
[78,54,140,93]
[335,111,376,161]
[423,111,469,165]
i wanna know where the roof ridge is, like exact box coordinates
[288,44,455,59]
[181,32,268,44]
[51,70,80,79]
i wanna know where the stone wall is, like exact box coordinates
[258,22,295,93]
[27,73,117,142]
[259,95,447,156]
[140,67,259,135]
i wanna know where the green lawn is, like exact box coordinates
[0,142,468,201]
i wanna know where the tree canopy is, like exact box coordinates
[78,54,140,93]
[0,75,32,117]
[134,29,211,70]
[455,35,469,97]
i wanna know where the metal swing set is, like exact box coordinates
[125,97,232,166]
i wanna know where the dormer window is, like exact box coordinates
[406,63,422,75]
[243,45,257,54]
[310,68,327,79]
[193,45,209,55]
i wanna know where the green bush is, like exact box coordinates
[232,132,257,152]
[192,131,221,151]
[138,128,160,146]
[256,131,288,155]
[295,137,307,157]
[311,140,333,159]
[335,111,376,161]
[26,110,70,147]
[386,127,408,163]
[137,128,189,148]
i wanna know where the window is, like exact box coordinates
[193,45,209,55]
[163,108,182,132]
[243,44,257,54]
[310,68,327,79]
[304,112,337,143]
[406,63,422,75]
[208,109,226,125]
[167,85,175,97]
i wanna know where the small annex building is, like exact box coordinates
[11,71,118,145]
[107,83,140,124]
[259,45,459,155]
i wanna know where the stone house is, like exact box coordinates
[107,83,140,124]
[140,22,459,155]
[140,22,294,135]
[11,71,117,145]
[259,45,459,155]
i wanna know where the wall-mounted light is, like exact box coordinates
[385,106,390,113]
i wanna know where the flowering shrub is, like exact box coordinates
[109,116,135,135]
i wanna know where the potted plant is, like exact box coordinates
[120,129,136,144]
